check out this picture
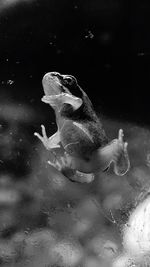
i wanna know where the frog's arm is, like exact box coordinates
[34,125,60,150]
[42,94,83,110]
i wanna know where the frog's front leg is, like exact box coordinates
[34,125,60,150]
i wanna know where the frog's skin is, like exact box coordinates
[34,72,130,182]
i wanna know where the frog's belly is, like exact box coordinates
[60,120,98,159]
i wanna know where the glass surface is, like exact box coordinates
[0,1,149,266]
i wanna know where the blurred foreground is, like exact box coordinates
[0,97,150,267]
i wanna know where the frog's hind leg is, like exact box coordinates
[62,168,94,183]
[34,125,60,150]
[61,152,94,183]
[48,150,94,183]
[113,129,130,176]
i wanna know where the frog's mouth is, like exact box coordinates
[42,72,71,96]
[42,93,82,110]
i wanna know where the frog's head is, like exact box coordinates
[42,72,83,98]
[42,72,83,111]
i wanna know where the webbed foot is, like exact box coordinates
[113,129,130,176]
[34,125,60,150]
[48,152,94,183]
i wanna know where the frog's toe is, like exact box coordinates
[41,125,48,139]
[118,129,124,142]
[34,125,52,150]
[48,159,62,171]
[34,132,44,142]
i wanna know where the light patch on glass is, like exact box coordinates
[123,196,150,257]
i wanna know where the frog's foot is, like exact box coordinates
[61,152,94,183]
[48,152,94,183]
[34,125,60,150]
[48,152,70,172]
[48,158,62,171]
[112,129,130,176]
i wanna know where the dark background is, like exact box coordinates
[0,0,150,125]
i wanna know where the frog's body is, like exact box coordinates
[34,72,130,182]
[57,94,108,160]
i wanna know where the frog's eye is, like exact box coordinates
[64,76,75,86]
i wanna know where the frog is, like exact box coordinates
[34,72,130,183]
